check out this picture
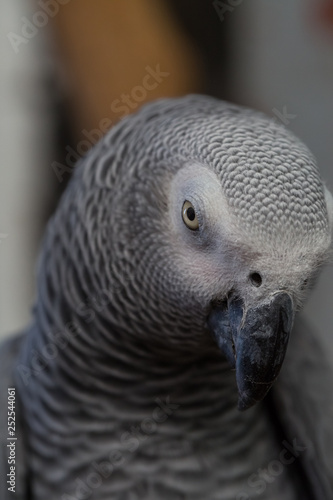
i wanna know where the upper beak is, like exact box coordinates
[207,292,294,411]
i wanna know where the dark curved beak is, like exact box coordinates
[207,292,294,411]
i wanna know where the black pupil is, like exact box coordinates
[187,207,196,221]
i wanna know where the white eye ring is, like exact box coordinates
[182,200,199,230]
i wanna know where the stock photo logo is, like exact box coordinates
[7,0,71,54]
[61,397,180,500]
[52,64,170,183]
[236,439,308,500]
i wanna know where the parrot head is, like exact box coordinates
[162,97,332,410]
[53,96,333,411]
[108,96,333,410]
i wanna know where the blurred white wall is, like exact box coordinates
[228,0,333,354]
[0,0,55,338]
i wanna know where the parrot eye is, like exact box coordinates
[182,200,199,230]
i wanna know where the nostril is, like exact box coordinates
[250,272,262,287]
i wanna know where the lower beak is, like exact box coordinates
[208,292,294,411]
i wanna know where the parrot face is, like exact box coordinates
[160,103,333,410]
[168,163,301,410]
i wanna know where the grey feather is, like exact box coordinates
[0,333,30,499]
[273,317,333,499]
[0,95,332,499]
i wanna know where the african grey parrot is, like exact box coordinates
[1,95,333,500]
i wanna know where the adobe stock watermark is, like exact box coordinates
[61,396,180,500]
[16,288,113,386]
[7,0,71,54]
[236,438,307,500]
[213,0,244,22]
[16,320,82,387]
[272,106,297,126]
[52,64,170,183]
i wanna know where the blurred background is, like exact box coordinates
[1,0,333,353]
